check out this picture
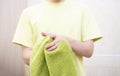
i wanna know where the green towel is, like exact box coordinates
[30,36,78,76]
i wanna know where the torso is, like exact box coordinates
[26,1,86,46]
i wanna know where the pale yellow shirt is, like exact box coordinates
[12,0,102,76]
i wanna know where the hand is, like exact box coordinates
[41,32,64,51]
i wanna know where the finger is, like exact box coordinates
[47,43,59,51]
[45,39,59,49]
[41,32,48,36]
[41,32,56,39]
[49,33,56,39]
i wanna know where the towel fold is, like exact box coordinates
[30,36,78,76]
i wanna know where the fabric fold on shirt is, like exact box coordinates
[30,36,79,76]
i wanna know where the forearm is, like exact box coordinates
[22,46,32,65]
[39,32,94,58]
[64,36,94,58]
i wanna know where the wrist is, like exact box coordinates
[63,36,74,45]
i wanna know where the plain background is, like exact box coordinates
[0,0,120,76]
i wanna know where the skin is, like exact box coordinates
[22,0,94,65]
[22,32,94,65]
[49,0,63,3]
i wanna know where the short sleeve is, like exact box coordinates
[81,6,102,42]
[12,10,33,47]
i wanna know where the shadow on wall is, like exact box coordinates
[0,0,27,76]
[84,55,120,76]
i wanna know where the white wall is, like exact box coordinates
[27,0,42,6]
[0,0,27,76]
[84,55,120,76]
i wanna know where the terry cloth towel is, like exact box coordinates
[30,36,78,76]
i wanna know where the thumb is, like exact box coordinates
[41,32,48,36]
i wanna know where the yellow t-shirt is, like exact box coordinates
[12,0,102,76]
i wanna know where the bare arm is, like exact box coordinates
[42,32,94,58]
[64,36,94,58]
[22,46,32,65]
[22,33,94,65]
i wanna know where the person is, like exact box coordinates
[12,0,102,76]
